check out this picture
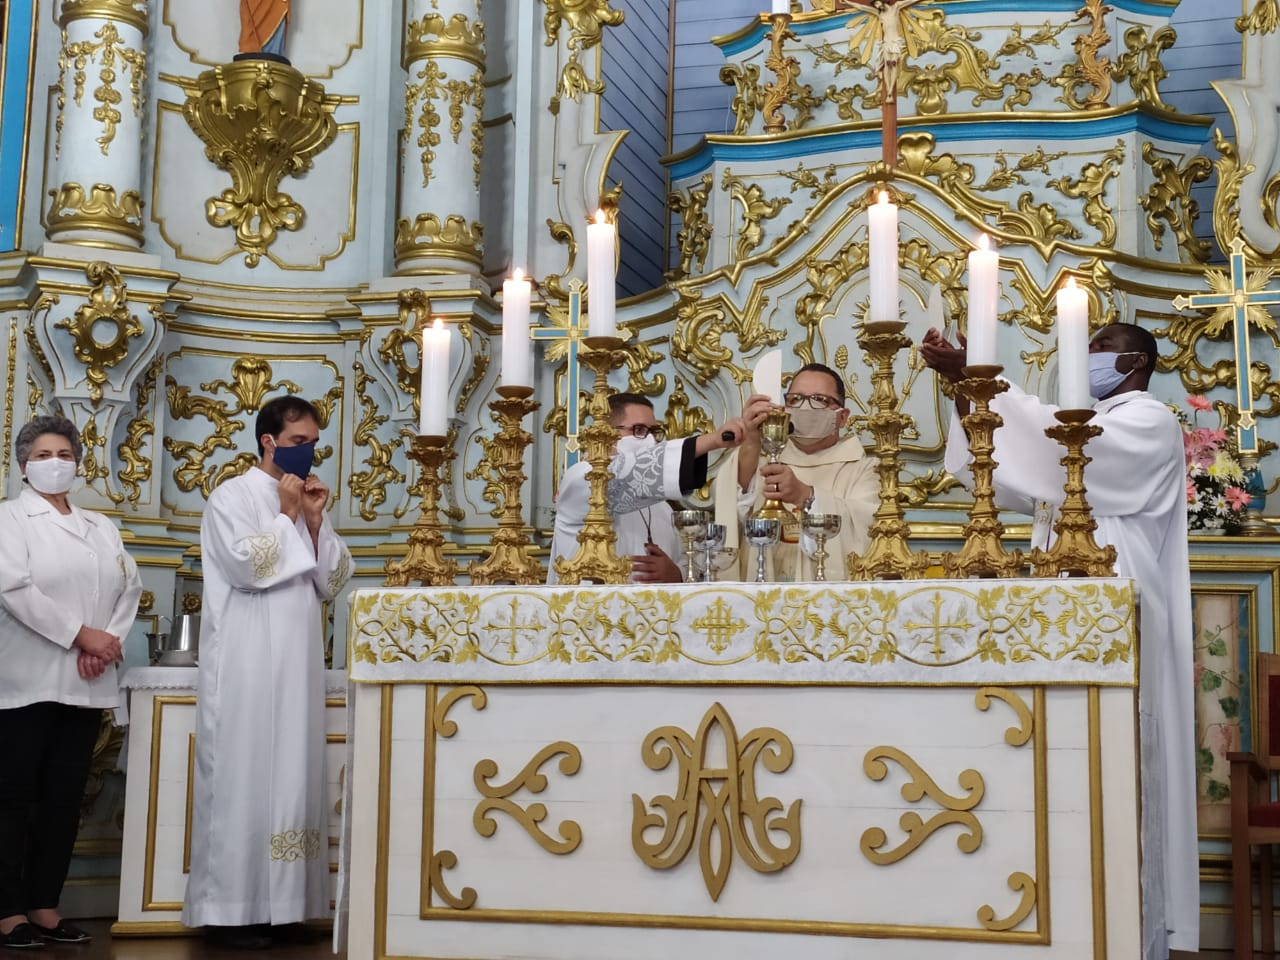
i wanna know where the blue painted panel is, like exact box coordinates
[0,0,36,251]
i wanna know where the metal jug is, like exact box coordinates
[158,614,199,666]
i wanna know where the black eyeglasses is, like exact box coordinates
[784,393,840,410]
[616,423,666,441]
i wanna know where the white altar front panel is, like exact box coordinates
[342,581,1142,960]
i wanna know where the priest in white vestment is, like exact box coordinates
[184,396,353,948]
[712,363,877,581]
[549,393,745,582]
[922,323,1198,959]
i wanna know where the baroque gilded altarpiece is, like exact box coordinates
[0,0,1278,941]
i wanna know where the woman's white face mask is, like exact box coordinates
[24,458,77,494]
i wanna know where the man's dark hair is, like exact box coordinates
[1116,323,1159,378]
[256,396,321,455]
[607,392,654,424]
[793,362,846,404]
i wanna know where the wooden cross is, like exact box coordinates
[836,0,925,166]
[531,277,587,474]
[1173,237,1280,454]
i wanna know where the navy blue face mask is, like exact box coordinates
[271,440,316,479]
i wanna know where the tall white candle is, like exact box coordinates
[501,268,532,387]
[772,0,789,13]
[420,318,451,436]
[1056,278,1091,409]
[868,191,899,324]
[966,233,999,366]
[586,210,617,338]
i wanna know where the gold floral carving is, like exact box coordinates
[542,0,625,109]
[1207,129,1280,262]
[622,338,666,398]
[671,289,782,388]
[631,701,800,902]
[1052,0,1112,110]
[78,414,112,489]
[52,261,142,404]
[721,169,792,263]
[974,148,1067,193]
[348,360,405,522]
[1047,140,1125,247]
[404,58,484,190]
[662,376,713,441]
[860,745,984,865]
[1111,24,1175,109]
[164,358,301,496]
[898,469,962,507]
[1237,0,1280,34]
[668,174,713,279]
[473,743,583,855]
[116,355,160,505]
[56,20,146,156]
[781,161,844,202]
[394,214,484,266]
[1138,142,1212,263]
[719,63,764,135]
[46,182,144,243]
[179,60,340,267]
[540,219,581,303]
[182,592,202,614]
[137,590,154,614]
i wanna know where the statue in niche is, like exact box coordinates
[238,0,290,61]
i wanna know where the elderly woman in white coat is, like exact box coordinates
[0,416,140,950]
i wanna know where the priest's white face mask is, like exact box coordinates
[1087,351,1143,399]
[789,406,840,441]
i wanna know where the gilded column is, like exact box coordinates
[46,0,149,248]
[396,2,486,275]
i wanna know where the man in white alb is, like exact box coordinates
[184,396,352,949]
[549,393,745,582]
[921,323,1197,960]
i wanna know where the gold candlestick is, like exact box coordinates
[384,434,459,587]
[553,335,633,585]
[468,386,546,585]
[1029,409,1117,578]
[942,365,1025,578]
[762,11,799,135]
[848,320,930,580]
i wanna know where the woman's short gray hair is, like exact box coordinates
[15,415,83,467]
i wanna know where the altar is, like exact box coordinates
[341,578,1142,960]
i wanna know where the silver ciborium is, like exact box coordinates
[801,512,842,582]
[672,509,711,584]
[745,516,782,583]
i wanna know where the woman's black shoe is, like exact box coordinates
[0,924,45,950]
[204,925,272,950]
[28,921,89,945]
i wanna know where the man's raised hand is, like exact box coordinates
[279,473,303,522]
[920,328,968,383]
[302,475,330,523]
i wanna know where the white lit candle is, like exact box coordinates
[586,209,617,338]
[772,0,789,13]
[501,268,532,387]
[966,234,999,366]
[1056,278,1090,409]
[868,191,899,324]
[420,318,451,436]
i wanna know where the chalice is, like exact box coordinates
[745,517,782,583]
[754,408,792,523]
[701,523,726,582]
[801,512,842,582]
[672,509,710,584]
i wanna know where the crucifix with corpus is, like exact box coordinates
[833,0,926,166]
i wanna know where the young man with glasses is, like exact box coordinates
[712,363,877,581]
[548,393,745,583]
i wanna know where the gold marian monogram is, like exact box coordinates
[631,702,800,901]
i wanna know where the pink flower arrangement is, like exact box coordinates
[1180,394,1249,532]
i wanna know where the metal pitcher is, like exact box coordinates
[158,614,199,666]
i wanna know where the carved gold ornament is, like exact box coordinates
[52,261,143,405]
[403,55,484,190]
[405,12,485,67]
[631,701,800,901]
[719,62,764,134]
[59,0,149,34]
[179,60,340,267]
[1052,0,1111,110]
[1138,142,1212,263]
[56,21,146,156]
[423,686,486,910]
[860,745,984,865]
[348,360,405,522]
[720,169,792,263]
[1237,0,1280,35]
[762,12,801,135]
[542,0,625,109]
[1047,139,1125,247]
[473,742,583,855]
[668,174,713,279]
[46,182,144,244]
[115,354,160,505]
[394,213,484,267]
[1111,24,1176,110]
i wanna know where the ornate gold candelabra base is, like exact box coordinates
[942,366,1025,578]
[468,386,546,585]
[848,320,930,581]
[762,12,798,135]
[1236,450,1276,536]
[554,336,633,586]
[1029,409,1117,578]
[385,435,459,587]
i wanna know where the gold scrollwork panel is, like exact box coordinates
[473,743,583,855]
[542,0,625,109]
[631,701,801,902]
[52,261,143,404]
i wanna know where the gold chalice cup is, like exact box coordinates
[745,516,782,583]
[801,512,842,582]
[672,509,711,584]
[755,408,793,523]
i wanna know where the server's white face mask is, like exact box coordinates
[1087,351,1143,399]
[24,458,77,494]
